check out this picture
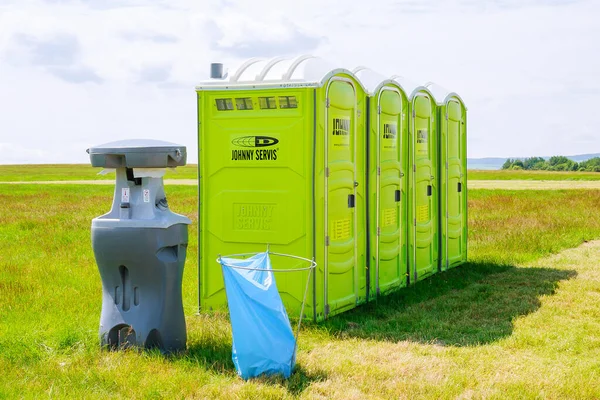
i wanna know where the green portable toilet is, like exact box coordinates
[196,55,368,321]
[353,67,409,299]
[426,82,468,270]
[392,76,439,284]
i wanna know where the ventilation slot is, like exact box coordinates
[235,97,253,110]
[259,97,277,109]
[119,265,130,311]
[279,96,298,108]
[215,98,234,111]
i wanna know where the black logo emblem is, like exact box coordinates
[232,136,279,148]
[332,118,350,136]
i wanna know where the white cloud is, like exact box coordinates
[0,0,598,164]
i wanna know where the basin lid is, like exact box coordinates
[87,139,187,168]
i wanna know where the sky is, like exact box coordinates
[0,0,598,164]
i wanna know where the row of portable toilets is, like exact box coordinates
[195,55,467,322]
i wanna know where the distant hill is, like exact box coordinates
[566,153,600,162]
[467,158,507,170]
[468,153,600,170]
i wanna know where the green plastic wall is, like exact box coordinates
[439,97,468,270]
[367,84,409,299]
[197,75,367,322]
[408,91,439,283]
[197,74,467,321]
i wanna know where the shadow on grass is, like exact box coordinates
[179,330,327,395]
[320,262,576,346]
[184,337,234,373]
[249,365,328,396]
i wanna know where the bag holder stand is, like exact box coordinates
[217,244,317,373]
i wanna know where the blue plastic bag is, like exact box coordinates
[219,252,296,379]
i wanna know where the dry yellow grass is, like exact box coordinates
[3,179,600,191]
[294,241,600,399]
[469,180,600,190]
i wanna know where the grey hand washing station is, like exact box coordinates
[87,139,191,353]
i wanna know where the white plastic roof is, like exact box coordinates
[352,67,387,94]
[425,81,467,108]
[196,54,363,89]
[389,75,435,101]
[196,55,463,105]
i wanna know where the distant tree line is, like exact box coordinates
[502,156,600,172]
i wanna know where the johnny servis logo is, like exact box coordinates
[231,136,279,161]
[232,136,279,148]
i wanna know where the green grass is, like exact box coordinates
[469,169,600,181]
[0,164,198,181]
[1,185,600,398]
[2,165,600,183]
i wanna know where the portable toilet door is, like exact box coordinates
[354,67,409,299]
[195,55,368,321]
[393,76,439,283]
[319,69,369,318]
[426,82,467,270]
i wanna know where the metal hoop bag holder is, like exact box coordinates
[217,246,316,380]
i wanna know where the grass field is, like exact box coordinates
[2,165,600,183]
[1,182,600,399]
[0,164,198,182]
[468,180,600,190]
[468,169,600,181]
